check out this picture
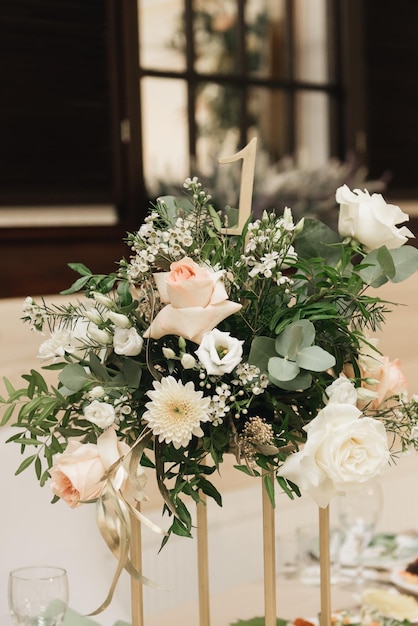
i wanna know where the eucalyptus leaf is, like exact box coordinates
[271,370,312,391]
[376,246,396,279]
[59,364,89,392]
[268,357,300,382]
[275,320,315,358]
[294,217,341,265]
[296,345,336,372]
[358,254,389,287]
[388,245,418,282]
[248,336,277,373]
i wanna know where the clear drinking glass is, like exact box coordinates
[337,481,383,585]
[8,566,68,626]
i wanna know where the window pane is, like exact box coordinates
[194,0,239,74]
[249,87,289,161]
[247,0,288,78]
[141,78,189,194]
[139,0,185,71]
[294,0,328,83]
[195,82,242,175]
[295,91,330,167]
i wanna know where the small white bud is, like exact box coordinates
[88,327,113,345]
[162,347,176,359]
[84,308,102,325]
[181,353,196,369]
[93,292,114,308]
[106,311,131,328]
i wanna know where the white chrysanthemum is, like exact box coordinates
[144,376,211,448]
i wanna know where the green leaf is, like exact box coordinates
[59,363,89,392]
[294,217,341,265]
[268,357,300,382]
[263,473,275,507]
[248,336,277,374]
[377,246,396,279]
[275,320,315,358]
[1,404,16,426]
[296,345,336,372]
[15,437,42,446]
[60,274,92,295]
[67,262,93,277]
[198,477,222,507]
[117,280,133,307]
[88,352,109,382]
[120,358,142,388]
[2,377,16,396]
[15,455,37,474]
[35,456,42,480]
[270,370,312,391]
[171,517,193,538]
[388,245,418,283]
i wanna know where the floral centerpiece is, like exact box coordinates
[2,166,418,613]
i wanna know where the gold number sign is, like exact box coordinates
[219,136,257,235]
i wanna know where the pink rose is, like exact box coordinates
[364,357,407,409]
[49,428,132,507]
[144,257,241,344]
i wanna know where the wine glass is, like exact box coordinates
[8,566,69,626]
[337,481,383,586]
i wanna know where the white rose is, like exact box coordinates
[278,403,390,508]
[336,185,414,251]
[83,400,116,428]
[324,376,357,405]
[195,329,243,375]
[113,327,143,356]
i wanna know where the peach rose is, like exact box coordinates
[343,337,407,410]
[144,257,241,344]
[49,428,133,507]
[364,356,407,409]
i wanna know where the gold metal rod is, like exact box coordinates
[319,505,332,626]
[262,472,277,626]
[196,496,211,626]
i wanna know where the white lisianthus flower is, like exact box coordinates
[113,327,143,356]
[196,329,243,375]
[181,353,196,369]
[106,311,131,329]
[278,403,390,508]
[336,185,414,251]
[144,376,211,448]
[83,400,116,428]
[38,329,77,361]
[324,376,358,406]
